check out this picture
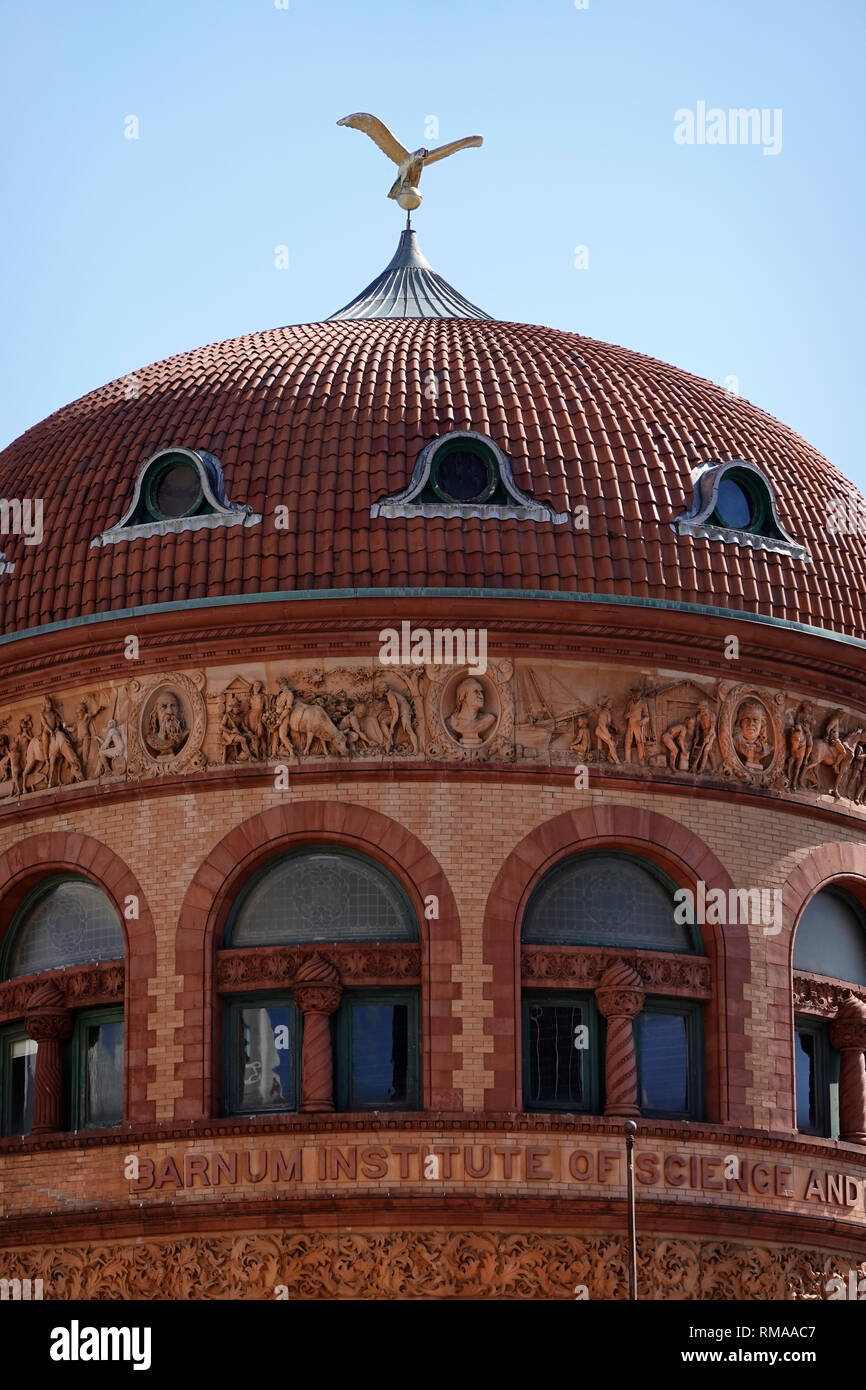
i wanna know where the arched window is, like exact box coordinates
[228,849,416,947]
[793,887,866,1138]
[4,879,125,977]
[221,849,420,1116]
[521,852,705,1120]
[522,852,698,953]
[0,877,125,1137]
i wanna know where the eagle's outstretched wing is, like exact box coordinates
[423,135,484,166]
[337,113,410,167]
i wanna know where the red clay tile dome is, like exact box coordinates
[1,311,865,644]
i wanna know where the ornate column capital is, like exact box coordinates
[24,980,73,1044]
[293,952,342,1017]
[595,961,645,1020]
[829,992,866,1051]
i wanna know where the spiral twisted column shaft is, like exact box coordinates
[830,995,866,1144]
[294,954,343,1114]
[25,981,73,1134]
[595,962,645,1119]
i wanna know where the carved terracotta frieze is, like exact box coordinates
[0,961,124,1024]
[216,944,422,992]
[794,974,866,1018]
[3,656,866,812]
[0,1230,862,1300]
[521,946,712,998]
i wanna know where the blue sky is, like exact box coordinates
[1,0,863,487]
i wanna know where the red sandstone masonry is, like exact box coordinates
[0,782,863,1133]
[0,832,157,1123]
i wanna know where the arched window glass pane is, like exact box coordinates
[229,850,418,946]
[522,853,694,952]
[6,880,124,978]
[794,889,866,984]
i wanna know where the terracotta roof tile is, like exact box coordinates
[0,317,862,639]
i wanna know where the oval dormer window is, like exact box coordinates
[674,459,808,559]
[144,453,203,521]
[714,475,752,530]
[90,446,261,547]
[430,439,498,505]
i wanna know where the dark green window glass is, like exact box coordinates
[794,1016,840,1138]
[337,990,419,1111]
[634,1002,702,1120]
[82,1019,124,1127]
[637,1012,688,1113]
[70,1008,124,1129]
[522,993,598,1112]
[2,1033,37,1136]
[224,999,298,1115]
[795,1028,818,1132]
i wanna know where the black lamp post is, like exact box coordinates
[625,1119,638,1300]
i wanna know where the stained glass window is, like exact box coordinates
[5,879,124,979]
[522,852,695,952]
[228,850,417,946]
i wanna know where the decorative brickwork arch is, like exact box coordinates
[0,832,157,1124]
[482,805,744,1123]
[175,802,462,1119]
[783,842,866,1136]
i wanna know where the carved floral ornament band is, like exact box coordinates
[0,961,124,1025]
[2,660,866,811]
[0,1231,862,1300]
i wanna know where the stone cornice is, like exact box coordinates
[2,1112,864,1165]
[1,600,864,712]
[4,758,866,835]
[2,1197,866,1264]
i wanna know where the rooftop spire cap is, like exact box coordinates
[328,226,491,321]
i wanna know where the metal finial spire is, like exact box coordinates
[337,112,483,214]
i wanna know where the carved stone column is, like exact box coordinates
[595,961,645,1118]
[294,954,342,1113]
[24,980,73,1134]
[829,994,866,1144]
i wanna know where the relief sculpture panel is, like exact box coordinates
[1,654,866,813]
